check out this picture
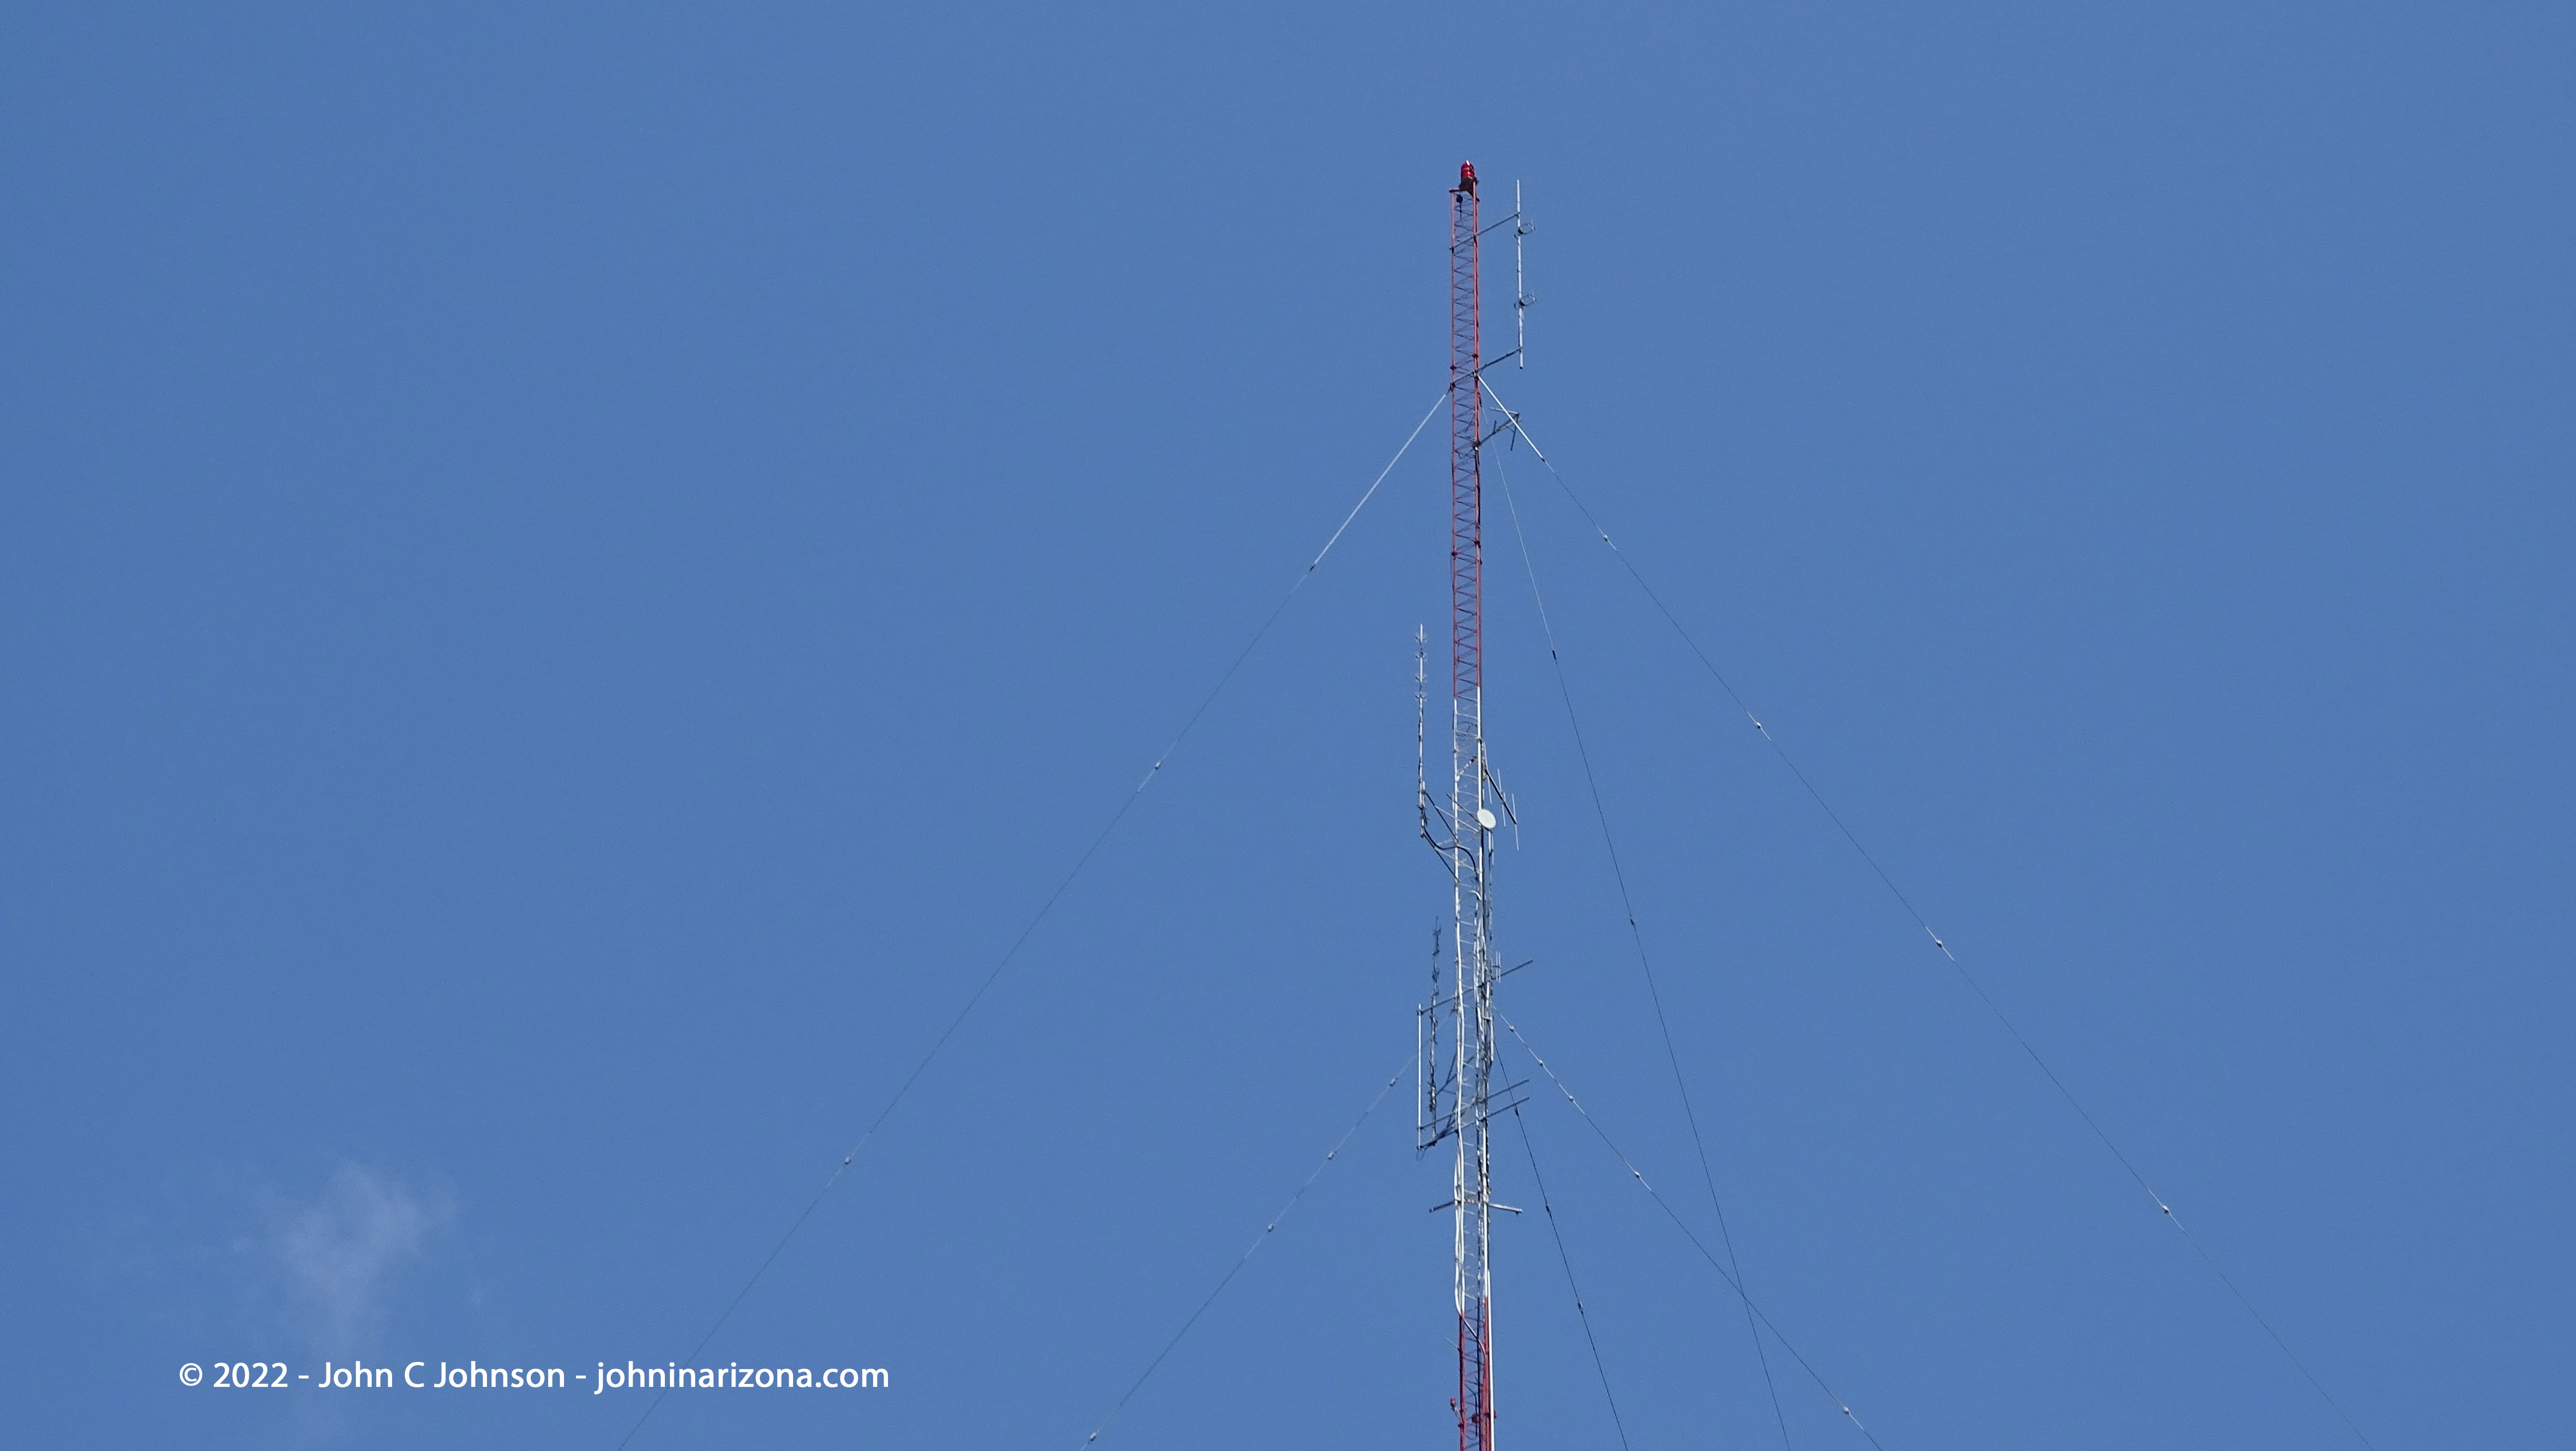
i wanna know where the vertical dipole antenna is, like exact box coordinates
[1445,158,1497,1451]
[1415,624,1437,1155]
[1514,181,1530,368]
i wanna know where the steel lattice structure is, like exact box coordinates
[1442,159,1497,1451]
[1415,158,1519,1451]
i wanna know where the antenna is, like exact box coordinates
[1416,624,1443,1154]
[1514,181,1531,368]
[1424,158,1500,1451]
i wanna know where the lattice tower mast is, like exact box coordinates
[1445,159,1497,1451]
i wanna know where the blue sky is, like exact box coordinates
[5,4,2571,1447]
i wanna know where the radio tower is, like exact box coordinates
[1420,158,1501,1451]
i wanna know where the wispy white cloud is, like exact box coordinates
[264,1163,453,1349]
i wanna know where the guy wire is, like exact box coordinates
[1496,452,1794,1449]
[1505,1014,1887,1450]
[617,392,1447,1449]
[1079,1063,1406,1448]
[1479,377,2376,1451]
[1511,1102,1633,1451]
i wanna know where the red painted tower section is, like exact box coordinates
[1448,162,1483,717]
